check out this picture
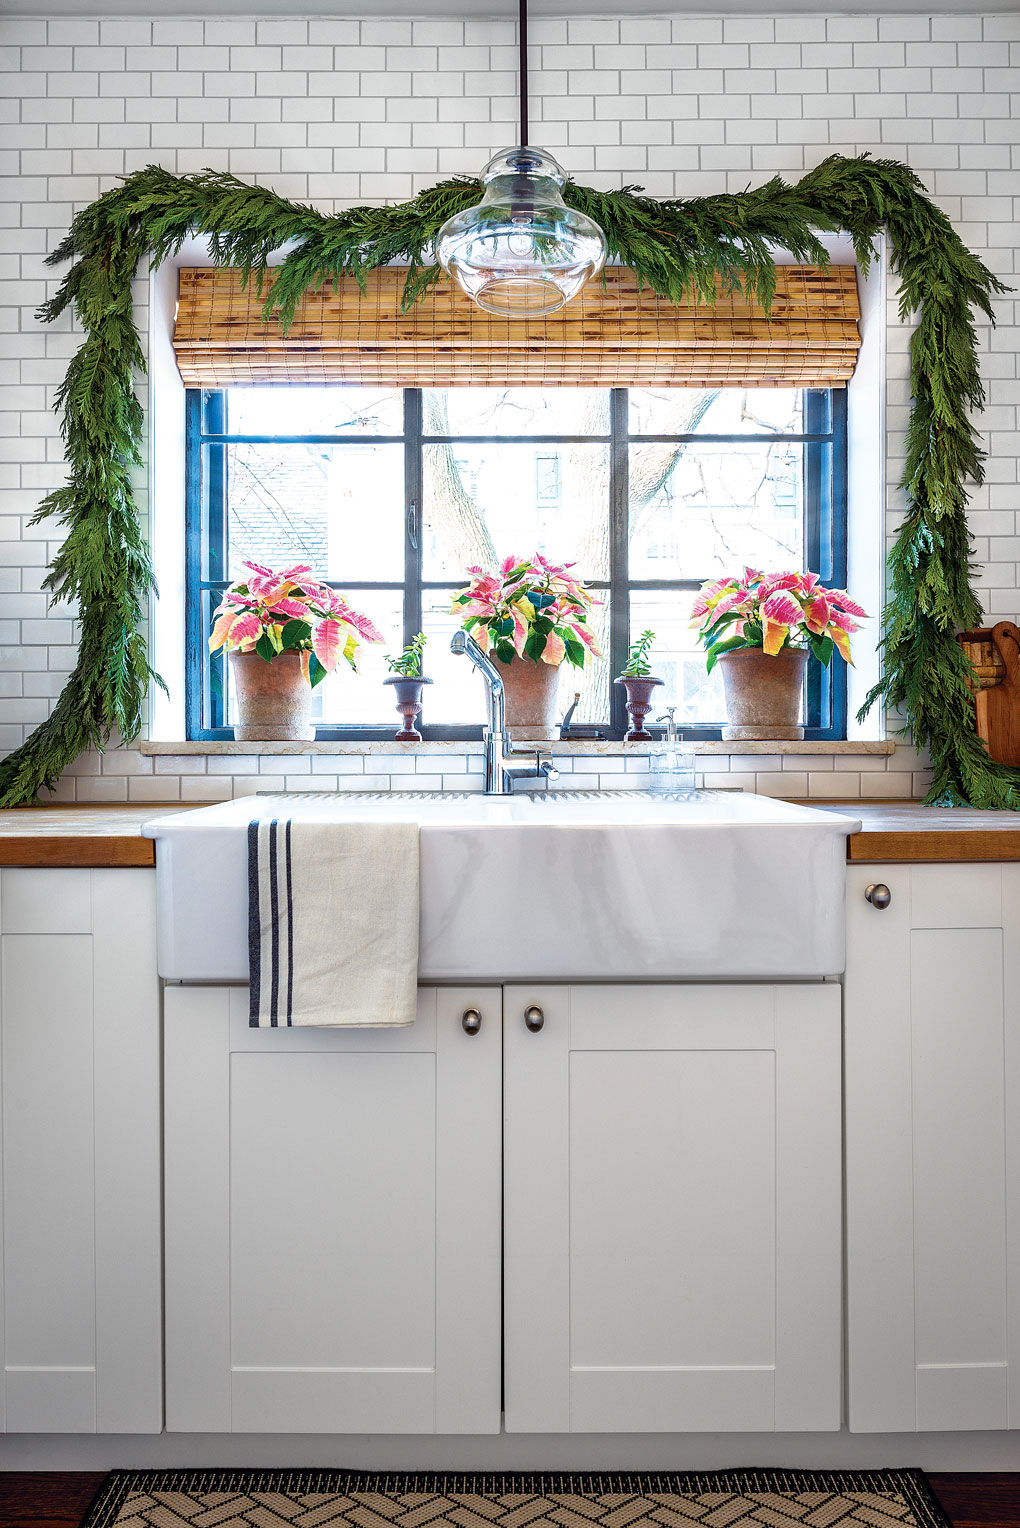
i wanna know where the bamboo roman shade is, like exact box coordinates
[173,264,861,389]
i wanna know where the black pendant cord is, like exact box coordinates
[518,0,529,147]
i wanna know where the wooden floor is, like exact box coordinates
[0,1473,1018,1528]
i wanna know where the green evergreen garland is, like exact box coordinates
[0,152,1013,808]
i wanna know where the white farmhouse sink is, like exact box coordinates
[144,790,859,982]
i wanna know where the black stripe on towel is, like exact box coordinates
[285,818,294,1026]
[268,818,280,1027]
[247,819,261,1028]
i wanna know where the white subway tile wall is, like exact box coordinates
[1,11,1018,803]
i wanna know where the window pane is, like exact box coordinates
[223,590,404,729]
[629,388,804,437]
[629,440,804,581]
[422,441,610,581]
[425,387,608,438]
[630,591,728,729]
[422,594,490,727]
[562,594,610,728]
[224,386,403,436]
[224,442,404,582]
[423,592,610,730]
[312,590,405,726]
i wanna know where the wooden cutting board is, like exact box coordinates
[975,621,1020,766]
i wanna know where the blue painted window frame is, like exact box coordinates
[185,386,848,742]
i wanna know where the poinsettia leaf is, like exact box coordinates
[312,617,342,671]
[705,634,747,674]
[208,611,234,653]
[542,629,566,666]
[254,632,276,662]
[280,618,310,650]
[523,629,546,663]
[223,610,261,649]
[308,653,327,688]
[494,639,515,664]
[700,612,738,645]
[809,633,835,666]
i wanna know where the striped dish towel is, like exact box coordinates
[247,817,420,1028]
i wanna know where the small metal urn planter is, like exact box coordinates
[492,655,563,741]
[718,647,807,740]
[229,650,313,742]
[615,674,664,741]
[383,675,432,742]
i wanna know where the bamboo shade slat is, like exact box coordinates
[173,264,861,390]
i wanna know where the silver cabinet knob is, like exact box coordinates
[461,1008,482,1035]
[524,1004,545,1032]
[865,882,892,909]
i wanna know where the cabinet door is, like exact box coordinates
[164,984,501,1433]
[0,868,162,1434]
[845,863,1020,1432]
[503,982,842,1433]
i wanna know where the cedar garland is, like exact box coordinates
[0,152,1013,808]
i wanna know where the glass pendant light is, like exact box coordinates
[435,0,607,317]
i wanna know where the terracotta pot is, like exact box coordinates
[491,654,563,741]
[614,674,664,741]
[384,675,432,742]
[718,646,807,740]
[229,649,313,742]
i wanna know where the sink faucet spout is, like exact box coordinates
[450,629,507,792]
[450,631,557,794]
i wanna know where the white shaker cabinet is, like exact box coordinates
[503,982,843,1434]
[163,984,502,1434]
[845,862,1020,1432]
[0,867,162,1434]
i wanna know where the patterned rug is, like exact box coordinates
[79,1469,953,1528]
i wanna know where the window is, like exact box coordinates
[186,385,847,740]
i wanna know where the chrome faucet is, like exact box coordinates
[450,629,560,794]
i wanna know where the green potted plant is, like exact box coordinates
[452,554,601,740]
[209,560,383,741]
[615,629,663,740]
[383,633,431,741]
[692,568,867,740]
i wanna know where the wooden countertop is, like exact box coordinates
[812,802,1020,862]
[0,801,1018,867]
[0,805,191,867]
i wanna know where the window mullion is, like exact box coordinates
[404,389,424,651]
[204,390,228,732]
[185,389,205,738]
[610,388,630,737]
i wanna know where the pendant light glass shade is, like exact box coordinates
[435,147,608,318]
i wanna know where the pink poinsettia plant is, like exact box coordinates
[692,568,868,672]
[209,560,384,685]
[453,554,602,668]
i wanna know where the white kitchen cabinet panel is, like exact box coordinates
[163,984,501,1434]
[0,868,162,1434]
[845,863,1020,1433]
[503,982,842,1434]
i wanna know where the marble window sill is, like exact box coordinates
[140,739,896,757]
